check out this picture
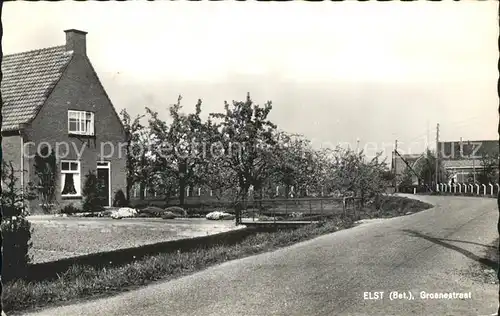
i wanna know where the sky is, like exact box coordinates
[3,1,498,161]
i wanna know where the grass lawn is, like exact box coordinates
[3,196,433,314]
[29,218,240,263]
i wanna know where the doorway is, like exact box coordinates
[97,161,111,207]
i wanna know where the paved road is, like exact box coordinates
[24,195,499,316]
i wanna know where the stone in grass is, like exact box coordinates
[164,206,187,217]
[206,211,235,220]
[111,207,138,219]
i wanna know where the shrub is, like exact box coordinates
[139,206,165,217]
[1,160,35,282]
[60,204,81,215]
[33,146,57,213]
[1,216,33,282]
[113,189,128,207]
[164,206,187,217]
[82,171,105,213]
[161,211,177,219]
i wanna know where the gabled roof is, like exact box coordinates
[1,45,73,132]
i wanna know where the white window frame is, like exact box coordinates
[68,110,95,136]
[61,160,81,197]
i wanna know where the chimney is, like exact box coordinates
[64,29,87,55]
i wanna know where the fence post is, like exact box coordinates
[309,199,313,220]
[252,199,255,222]
[285,199,288,220]
[475,184,480,195]
[483,184,486,196]
[273,199,276,224]
[353,198,357,220]
[490,183,494,196]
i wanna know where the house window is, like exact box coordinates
[68,110,94,136]
[61,160,81,197]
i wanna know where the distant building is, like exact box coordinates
[438,140,499,183]
[392,153,425,186]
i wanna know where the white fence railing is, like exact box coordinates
[435,183,499,196]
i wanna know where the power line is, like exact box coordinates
[404,116,485,145]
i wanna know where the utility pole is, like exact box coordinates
[435,123,440,187]
[460,137,463,182]
[468,140,476,183]
[394,140,398,193]
[426,120,430,152]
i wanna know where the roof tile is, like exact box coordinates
[1,46,73,131]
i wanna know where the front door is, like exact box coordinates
[97,162,110,207]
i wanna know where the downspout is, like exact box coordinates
[19,123,27,209]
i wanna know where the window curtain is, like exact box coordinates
[62,173,77,195]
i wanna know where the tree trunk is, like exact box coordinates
[125,179,132,204]
[178,161,188,206]
[139,182,145,201]
[179,178,186,206]
[236,184,250,225]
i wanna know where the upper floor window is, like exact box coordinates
[68,110,94,136]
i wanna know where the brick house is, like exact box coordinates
[438,140,499,183]
[1,29,126,212]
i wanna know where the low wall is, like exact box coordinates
[27,227,262,282]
